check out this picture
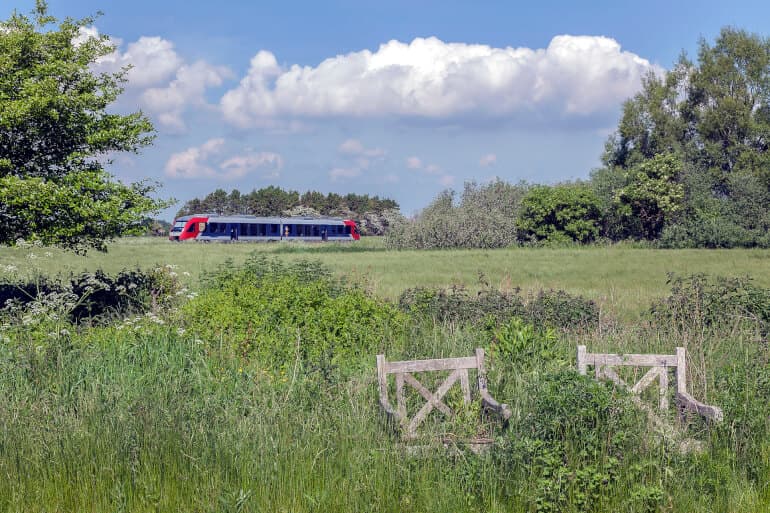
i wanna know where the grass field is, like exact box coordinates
[3,236,769,319]
[1,238,769,512]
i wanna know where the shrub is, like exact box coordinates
[398,285,525,325]
[0,266,184,324]
[651,274,770,336]
[526,289,600,330]
[498,370,646,513]
[517,183,602,244]
[183,257,408,376]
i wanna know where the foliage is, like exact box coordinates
[599,28,770,247]
[516,184,602,244]
[498,370,646,513]
[0,266,185,325]
[399,284,599,331]
[613,154,685,240]
[0,2,169,251]
[526,288,600,330]
[486,317,561,369]
[183,256,408,375]
[386,180,527,249]
[650,273,770,336]
[398,285,525,325]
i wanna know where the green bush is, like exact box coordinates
[183,257,408,376]
[398,285,525,325]
[651,274,770,336]
[517,184,602,244]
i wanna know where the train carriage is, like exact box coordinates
[169,215,360,242]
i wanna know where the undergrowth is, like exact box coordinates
[0,256,768,512]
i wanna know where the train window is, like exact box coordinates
[312,225,320,236]
[186,224,195,232]
[344,225,352,235]
[240,223,248,234]
[209,223,218,233]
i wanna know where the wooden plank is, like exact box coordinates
[676,392,723,422]
[395,373,406,419]
[600,367,629,389]
[631,367,663,394]
[385,356,478,374]
[376,355,389,406]
[402,373,453,417]
[585,352,677,367]
[459,369,471,404]
[659,367,669,410]
[676,347,687,394]
[475,348,489,392]
[577,345,587,375]
[407,369,460,435]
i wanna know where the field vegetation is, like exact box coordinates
[0,242,768,512]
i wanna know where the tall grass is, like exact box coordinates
[0,251,768,511]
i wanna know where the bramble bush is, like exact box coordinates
[650,273,770,336]
[398,283,599,331]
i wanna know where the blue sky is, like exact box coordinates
[5,1,770,219]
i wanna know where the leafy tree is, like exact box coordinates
[599,27,770,246]
[614,154,684,240]
[0,1,169,251]
[517,184,602,244]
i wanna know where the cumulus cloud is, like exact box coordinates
[165,139,282,180]
[479,153,497,167]
[221,35,661,127]
[142,61,233,131]
[78,26,231,131]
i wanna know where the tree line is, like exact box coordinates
[176,187,400,235]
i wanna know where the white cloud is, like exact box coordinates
[141,61,233,131]
[78,26,230,131]
[439,175,455,187]
[406,156,422,169]
[329,167,361,181]
[84,28,183,88]
[338,138,385,157]
[220,152,284,179]
[479,153,497,167]
[165,139,282,180]
[406,156,441,174]
[221,35,661,126]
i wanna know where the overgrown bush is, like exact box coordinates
[183,256,408,376]
[498,370,647,513]
[399,284,599,331]
[517,183,603,244]
[398,285,525,325]
[0,266,184,325]
[651,274,770,336]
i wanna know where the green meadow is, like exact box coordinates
[3,237,769,318]
[1,239,769,512]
